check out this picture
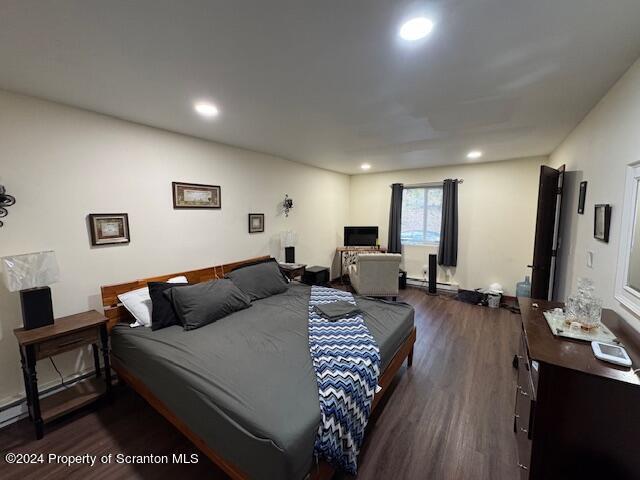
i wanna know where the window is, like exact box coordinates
[401,186,443,245]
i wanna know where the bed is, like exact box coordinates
[102,256,416,480]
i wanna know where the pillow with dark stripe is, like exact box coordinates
[149,281,189,331]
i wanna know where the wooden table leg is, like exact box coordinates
[19,347,33,420]
[25,345,43,439]
[99,325,112,400]
[92,343,102,378]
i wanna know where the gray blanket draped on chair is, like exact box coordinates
[438,179,458,266]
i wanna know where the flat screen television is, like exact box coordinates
[344,226,378,247]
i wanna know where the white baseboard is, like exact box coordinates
[0,368,97,429]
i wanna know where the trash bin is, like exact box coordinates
[482,283,503,308]
[487,292,501,308]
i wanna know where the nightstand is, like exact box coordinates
[14,310,111,439]
[279,263,306,281]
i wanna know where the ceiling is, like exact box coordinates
[1,1,640,175]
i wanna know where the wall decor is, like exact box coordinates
[89,213,130,246]
[282,194,293,217]
[248,213,265,233]
[173,182,221,209]
[0,184,16,228]
[578,181,587,214]
[594,204,611,242]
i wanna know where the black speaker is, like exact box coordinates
[20,286,54,330]
[428,254,437,295]
[284,246,295,263]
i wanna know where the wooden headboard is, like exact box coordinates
[101,255,271,331]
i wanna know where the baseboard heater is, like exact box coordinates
[0,369,106,428]
[406,276,459,292]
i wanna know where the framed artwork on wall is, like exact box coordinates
[89,213,130,246]
[578,181,587,214]
[173,182,221,209]
[248,213,265,233]
[594,204,611,242]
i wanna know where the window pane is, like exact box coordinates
[401,188,425,244]
[400,187,443,245]
[426,188,442,243]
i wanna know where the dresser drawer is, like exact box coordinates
[514,329,535,478]
[516,425,532,480]
[516,330,536,398]
[35,327,99,360]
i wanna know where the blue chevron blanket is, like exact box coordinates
[308,286,381,474]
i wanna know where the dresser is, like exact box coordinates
[515,298,640,479]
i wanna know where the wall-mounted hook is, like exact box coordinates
[0,185,16,227]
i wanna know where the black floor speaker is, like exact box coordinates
[284,246,295,263]
[428,254,437,295]
[20,286,54,330]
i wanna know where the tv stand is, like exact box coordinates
[337,246,387,281]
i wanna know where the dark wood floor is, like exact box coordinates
[0,287,521,479]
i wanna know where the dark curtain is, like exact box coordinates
[388,183,404,254]
[438,179,458,266]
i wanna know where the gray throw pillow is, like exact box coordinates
[167,279,252,331]
[226,259,289,301]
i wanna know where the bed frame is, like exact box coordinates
[101,255,416,480]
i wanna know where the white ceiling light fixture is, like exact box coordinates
[361,163,371,171]
[194,101,219,118]
[467,150,483,159]
[399,17,434,41]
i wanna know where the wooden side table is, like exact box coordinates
[279,263,306,281]
[14,310,111,439]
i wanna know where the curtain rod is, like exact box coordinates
[391,179,464,188]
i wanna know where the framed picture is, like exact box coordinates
[89,213,130,246]
[248,213,265,233]
[578,181,587,214]
[594,204,611,242]
[173,182,221,209]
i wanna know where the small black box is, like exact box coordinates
[20,286,54,330]
[399,269,407,290]
[302,266,330,286]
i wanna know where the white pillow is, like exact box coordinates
[118,275,188,327]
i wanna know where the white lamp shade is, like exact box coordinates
[281,230,297,247]
[1,250,60,292]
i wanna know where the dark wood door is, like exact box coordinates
[530,165,564,300]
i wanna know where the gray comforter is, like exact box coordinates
[111,283,414,479]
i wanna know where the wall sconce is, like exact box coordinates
[0,185,16,228]
[282,194,294,217]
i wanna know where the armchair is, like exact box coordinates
[348,253,402,299]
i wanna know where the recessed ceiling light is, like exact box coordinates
[361,163,371,171]
[194,102,219,118]
[399,17,434,41]
[467,150,483,159]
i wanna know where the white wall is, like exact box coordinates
[550,58,640,332]
[349,156,546,296]
[0,90,349,407]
